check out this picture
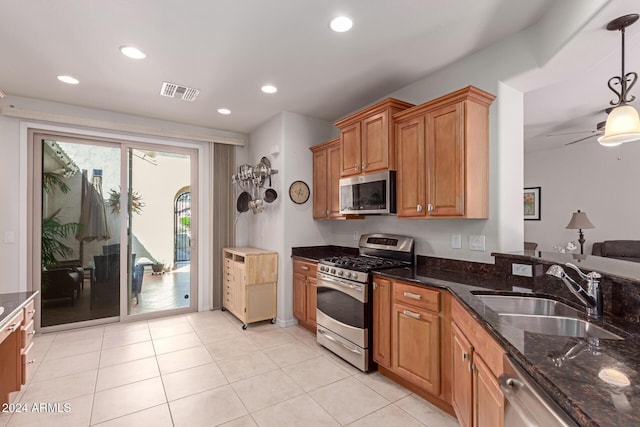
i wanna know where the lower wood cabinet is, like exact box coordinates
[292,259,318,332]
[372,277,392,367]
[451,297,504,427]
[0,297,37,405]
[373,276,453,412]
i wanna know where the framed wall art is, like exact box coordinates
[524,187,541,220]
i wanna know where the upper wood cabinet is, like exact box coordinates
[335,98,414,177]
[310,138,342,219]
[394,86,495,219]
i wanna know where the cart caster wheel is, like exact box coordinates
[221,307,226,311]
[271,318,276,324]
[242,324,248,330]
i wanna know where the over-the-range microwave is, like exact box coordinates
[339,170,396,215]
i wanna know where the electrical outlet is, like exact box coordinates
[512,263,533,277]
[3,231,14,244]
[469,235,486,251]
[451,234,462,249]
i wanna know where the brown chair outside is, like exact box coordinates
[42,268,81,306]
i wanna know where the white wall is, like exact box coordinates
[525,141,640,254]
[245,111,336,324]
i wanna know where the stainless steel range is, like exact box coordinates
[316,233,414,371]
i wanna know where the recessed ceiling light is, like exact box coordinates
[261,85,277,94]
[218,108,231,115]
[57,75,79,85]
[330,16,353,32]
[120,46,146,59]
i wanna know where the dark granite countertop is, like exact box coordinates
[0,292,38,328]
[374,265,640,427]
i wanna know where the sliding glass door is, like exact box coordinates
[35,133,197,330]
[126,147,196,316]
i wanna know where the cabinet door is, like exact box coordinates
[312,148,328,219]
[452,323,473,427]
[327,141,343,218]
[340,122,361,177]
[392,302,440,394]
[372,277,392,368]
[306,276,317,328]
[475,354,504,427]
[362,111,389,173]
[426,102,465,216]
[293,273,307,321]
[396,116,426,218]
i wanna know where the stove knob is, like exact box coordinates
[338,270,344,276]
[345,272,352,279]
[331,268,336,274]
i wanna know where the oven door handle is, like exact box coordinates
[317,273,363,291]
[318,328,363,355]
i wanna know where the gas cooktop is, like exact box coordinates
[320,255,409,273]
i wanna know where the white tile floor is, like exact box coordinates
[1,310,459,427]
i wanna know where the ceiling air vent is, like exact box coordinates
[160,82,200,102]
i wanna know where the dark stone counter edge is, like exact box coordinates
[0,291,39,329]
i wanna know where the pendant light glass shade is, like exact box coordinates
[597,104,640,146]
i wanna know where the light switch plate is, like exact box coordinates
[3,231,15,244]
[451,234,462,249]
[469,235,485,251]
[512,263,533,277]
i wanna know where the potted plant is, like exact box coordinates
[151,262,165,274]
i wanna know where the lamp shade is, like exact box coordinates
[598,104,640,146]
[566,210,595,230]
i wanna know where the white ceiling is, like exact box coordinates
[0,0,638,150]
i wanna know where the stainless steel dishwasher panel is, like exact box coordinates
[500,354,578,427]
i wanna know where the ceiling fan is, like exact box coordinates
[561,121,606,146]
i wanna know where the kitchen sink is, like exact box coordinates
[474,294,581,317]
[498,314,623,340]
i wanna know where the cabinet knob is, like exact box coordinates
[326,210,329,217]
[373,281,377,290]
[301,265,309,271]
[417,204,423,212]
[28,330,36,336]
[28,310,36,315]
[462,351,469,361]
[361,162,366,170]
[28,359,36,364]
[7,322,18,332]
[427,204,434,212]
[354,163,359,171]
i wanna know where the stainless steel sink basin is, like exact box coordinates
[499,314,623,340]
[475,294,581,317]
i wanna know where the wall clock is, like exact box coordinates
[289,180,310,204]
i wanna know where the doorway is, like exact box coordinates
[32,132,198,330]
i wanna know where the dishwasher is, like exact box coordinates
[500,354,579,427]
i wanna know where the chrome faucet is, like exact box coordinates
[546,263,603,319]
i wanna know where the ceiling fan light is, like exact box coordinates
[597,105,640,146]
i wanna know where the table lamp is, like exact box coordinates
[565,210,595,255]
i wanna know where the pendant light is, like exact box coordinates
[598,14,640,146]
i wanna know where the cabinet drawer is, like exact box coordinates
[23,299,36,324]
[393,282,440,312]
[21,341,36,385]
[293,260,317,276]
[21,319,35,349]
[0,310,24,345]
